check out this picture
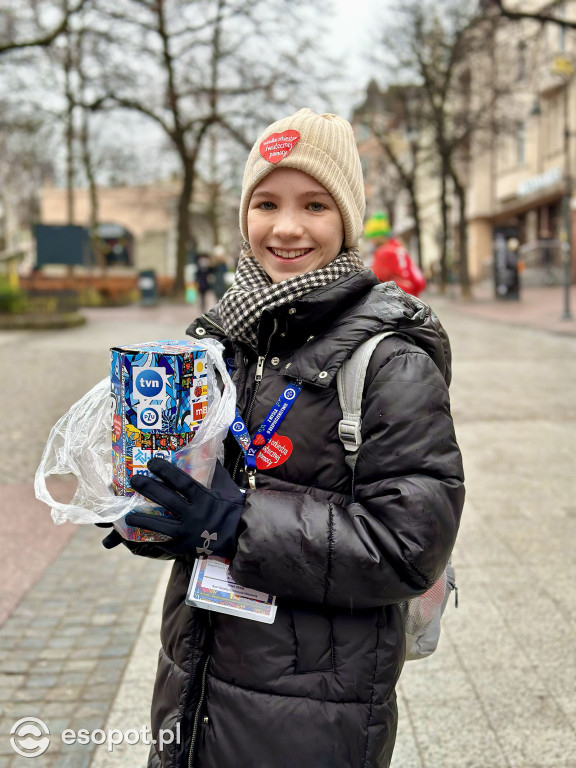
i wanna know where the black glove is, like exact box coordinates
[95,522,175,560]
[95,522,123,550]
[126,458,244,558]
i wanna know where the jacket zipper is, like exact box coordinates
[200,313,226,335]
[231,363,262,485]
[186,318,275,763]
[232,321,278,487]
[187,613,212,768]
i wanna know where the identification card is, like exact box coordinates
[186,557,277,624]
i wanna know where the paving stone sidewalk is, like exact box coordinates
[85,299,576,768]
[0,302,197,767]
[1,298,576,768]
[428,283,576,337]
[0,525,167,768]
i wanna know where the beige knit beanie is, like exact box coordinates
[239,108,366,249]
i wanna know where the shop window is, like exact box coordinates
[96,223,133,267]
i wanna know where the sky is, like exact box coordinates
[326,0,382,70]
[321,0,385,115]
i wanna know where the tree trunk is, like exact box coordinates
[208,183,220,247]
[208,131,220,246]
[66,112,75,225]
[80,106,104,272]
[173,124,213,295]
[63,22,75,281]
[408,181,423,268]
[453,174,471,298]
[64,44,75,225]
[438,157,449,293]
[174,164,195,296]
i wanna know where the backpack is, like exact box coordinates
[336,331,457,661]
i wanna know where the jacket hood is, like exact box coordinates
[362,280,452,385]
[187,272,452,387]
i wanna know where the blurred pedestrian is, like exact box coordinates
[364,212,427,297]
[210,244,230,301]
[101,109,464,768]
[194,251,213,311]
[540,229,555,285]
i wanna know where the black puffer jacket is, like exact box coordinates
[146,272,464,768]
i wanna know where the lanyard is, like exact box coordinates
[230,381,302,481]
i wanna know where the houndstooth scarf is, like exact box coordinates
[219,249,365,351]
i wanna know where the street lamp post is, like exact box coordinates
[554,55,574,320]
[562,78,573,319]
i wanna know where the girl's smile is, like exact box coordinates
[267,247,313,259]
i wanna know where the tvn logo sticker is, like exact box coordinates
[133,367,166,400]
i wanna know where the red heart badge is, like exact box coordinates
[256,434,293,470]
[260,131,301,164]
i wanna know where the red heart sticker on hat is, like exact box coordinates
[256,434,293,470]
[260,131,301,164]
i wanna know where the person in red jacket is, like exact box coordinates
[364,212,427,297]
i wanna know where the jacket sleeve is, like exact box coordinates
[230,347,465,610]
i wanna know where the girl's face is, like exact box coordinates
[247,167,345,283]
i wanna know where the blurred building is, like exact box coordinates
[41,182,178,275]
[353,2,576,288]
[468,0,576,286]
[39,179,239,278]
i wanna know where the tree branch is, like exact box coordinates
[218,117,252,150]
[491,0,576,29]
[105,95,173,137]
[0,0,89,55]
[371,124,413,190]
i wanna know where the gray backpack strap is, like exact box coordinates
[337,330,457,661]
[337,331,397,471]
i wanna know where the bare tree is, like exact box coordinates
[375,0,511,297]
[85,0,331,295]
[28,3,110,265]
[74,23,107,269]
[0,0,88,55]
[0,105,52,251]
[0,0,142,277]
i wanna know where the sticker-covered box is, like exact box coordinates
[110,340,209,499]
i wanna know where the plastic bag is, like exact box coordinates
[400,561,456,661]
[34,338,236,527]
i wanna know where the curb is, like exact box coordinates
[0,312,87,331]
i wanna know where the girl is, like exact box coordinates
[104,108,464,768]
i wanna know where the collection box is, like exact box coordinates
[110,339,209,539]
